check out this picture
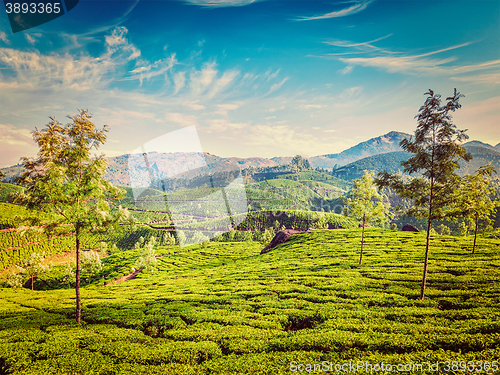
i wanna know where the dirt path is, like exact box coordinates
[106,268,143,285]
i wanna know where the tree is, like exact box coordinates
[345,171,389,264]
[455,163,499,254]
[375,89,471,299]
[12,252,51,290]
[13,110,133,323]
[290,155,311,173]
[134,236,158,278]
[61,261,76,289]
[81,250,102,285]
[0,170,5,182]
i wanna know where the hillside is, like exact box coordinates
[310,131,410,169]
[332,145,500,181]
[1,228,499,373]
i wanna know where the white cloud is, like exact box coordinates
[266,77,289,95]
[338,65,353,75]
[128,54,177,84]
[296,1,372,21]
[183,101,206,110]
[208,70,239,97]
[25,34,36,44]
[266,68,280,81]
[183,0,262,7]
[206,118,247,132]
[105,26,141,61]
[173,72,186,94]
[299,104,326,109]
[0,31,9,44]
[190,62,217,94]
[165,112,199,127]
[214,103,239,115]
[339,86,363,98]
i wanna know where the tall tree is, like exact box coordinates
[345,170,389,264]
[455,163,499,254]
[14,110,133,323]
[290,155,311,173]
[375,89,471,299]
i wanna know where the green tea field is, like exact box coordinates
[1,228,499,374]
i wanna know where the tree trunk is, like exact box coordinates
[472,215,479,254]
[421,176,434,300]
[359,213,365,265]
[31,276,34,291]
[420,219,432,300]
[76,224,81,324]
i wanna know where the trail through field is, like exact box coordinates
[106,268,143,285]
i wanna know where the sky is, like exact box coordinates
[0,0,499,167]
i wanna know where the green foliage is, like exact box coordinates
[60,261,75,289]
[345,171,389,226]
[0,229,499,373]
[7,252,51,290]
[375,89,471,299]
[81,251,102,285]
[134,237,158,278]
[12,109,134,323]
[437,224,451,236]
[454,163,500,253]
[0,182,22,204]
[345,171,390,264]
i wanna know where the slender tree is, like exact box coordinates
[375,89,471,299]
[134,236,158,278]
[455,163,499,254]
[14,110,133,323]
[345,170,389,264]
[81,250,102,285]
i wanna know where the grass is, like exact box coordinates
[0,228,499,374]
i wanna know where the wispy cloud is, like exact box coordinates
[295,1,372,21]
[329,37,500,80]
[338,65,353,75]
[183,0,262,7]
[0,31,9,44]
[265,77,289,96]
[214,103,239,115]
[266,68,280,81]
[165,112,199,127]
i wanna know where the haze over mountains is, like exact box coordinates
[1,131,499,186]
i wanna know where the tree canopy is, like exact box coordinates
[375,89,471,299]
[345,170,389,264]
[14,109,133,323]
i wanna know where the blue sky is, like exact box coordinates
[0,0,499,167]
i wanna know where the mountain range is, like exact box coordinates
[1,131,499,186]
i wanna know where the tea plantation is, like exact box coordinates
[1,228,499,374]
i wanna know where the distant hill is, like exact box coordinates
[463,140,498,152]
[310,131,411,169]
[2,130,499,187]
[332,145,500,181]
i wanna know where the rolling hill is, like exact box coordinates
[332,145,500,181]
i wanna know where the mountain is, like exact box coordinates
[310,131,411,169]
[332,145,500,181]
[2,130,499,187]
[463,140,498,151]
[105,152,279,186]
